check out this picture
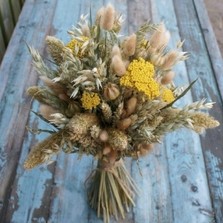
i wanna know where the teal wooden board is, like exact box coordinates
[0,0,222,222]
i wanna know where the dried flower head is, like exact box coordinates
[120,58,159,99]
[81,91,100,110]
[123,33,137,56]
[100,4,115,30]
[111,55,126,76]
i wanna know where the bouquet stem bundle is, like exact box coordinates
[88,159,138,223]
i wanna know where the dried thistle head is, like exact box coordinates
[68,113,99,136]
[107,128,128,151]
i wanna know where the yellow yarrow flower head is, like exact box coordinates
[66,36,89,58]
[120,58,160,99]
[81,91,100,110]
[160,87,175,103]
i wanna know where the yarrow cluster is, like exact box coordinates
[24,4,219,223]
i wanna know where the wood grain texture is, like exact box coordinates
[0,0,58,222]
[0,0,222,222]
[173,0,223,222]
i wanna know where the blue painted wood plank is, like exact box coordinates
[0,0,58,221]
[173,0,223,222]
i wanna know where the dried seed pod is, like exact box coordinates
[149,23,170,50]
[126,97,137,116]
[111,55,126,76]
[111,45,121,58]
[81,24,91,37]
[68,113,99,136]
[137,143,153,156]
[65,102,81,117]
[101,102,112,122]
[107,128,128,151]
[46,36,64,64]
[103,83,120,101]
[100,4,115,30]
[150,54,164,67]
[161,71,175,85]
[117,118,132,130]
[160,50,179,70]
[123,33,136,56]
[95,7,105,25]
[99,130,109,142]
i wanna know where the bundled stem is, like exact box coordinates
[87,159,138,223]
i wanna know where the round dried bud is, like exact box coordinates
[99,130,109,142]
[126,97,137,116]
[138,143,153,156]
[103,83,120,101]
[117,118,132,130]
[161,71,175,85]
[107,129,128,151]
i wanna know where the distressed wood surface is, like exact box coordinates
[0,0,222,223]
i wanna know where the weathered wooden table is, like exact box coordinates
[0,0,223,222]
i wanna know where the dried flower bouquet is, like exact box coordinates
[24,4,219,223]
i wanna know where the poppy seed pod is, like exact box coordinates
[103,83,120,101]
